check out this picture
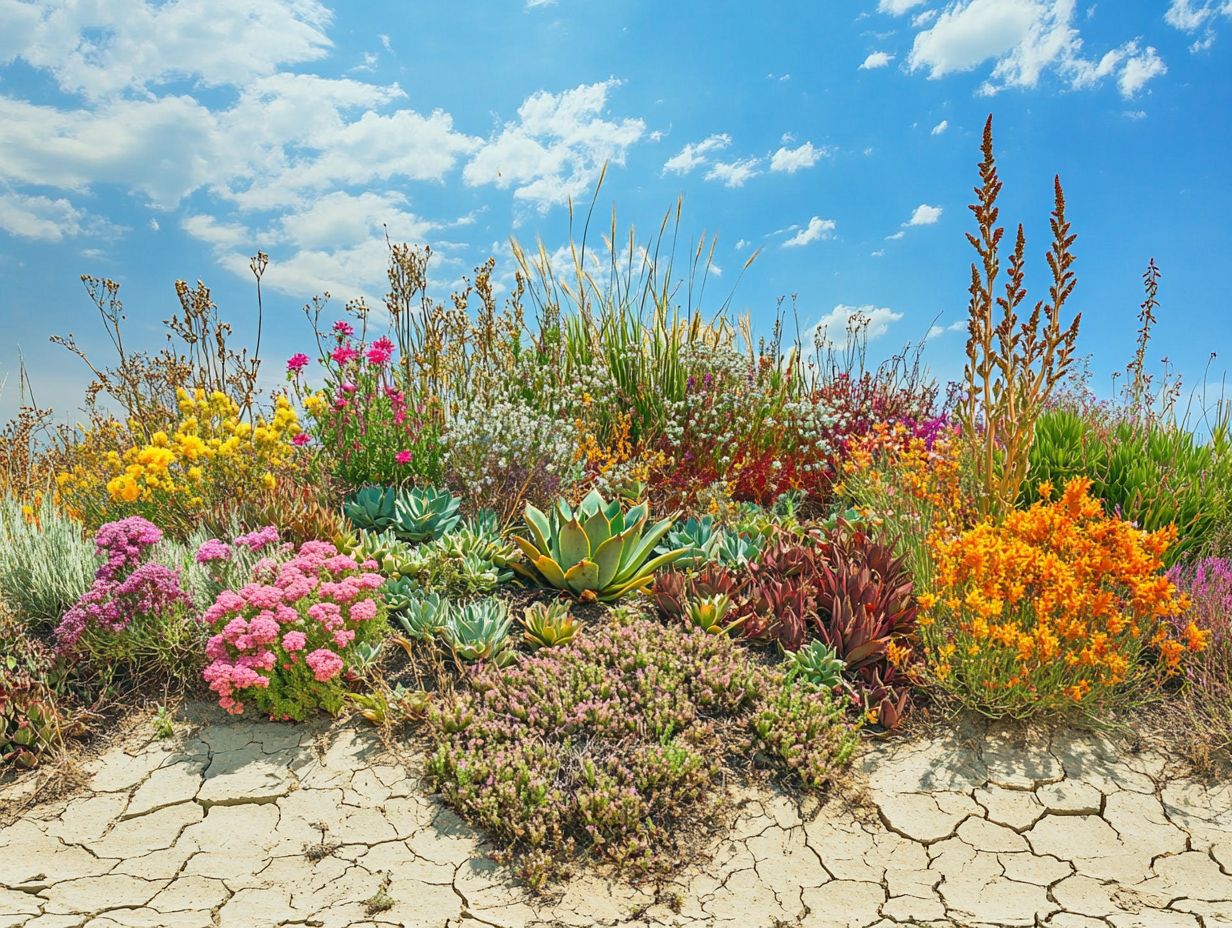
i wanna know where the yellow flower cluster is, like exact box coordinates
[919,476,1205,718]
[57,389,304,532]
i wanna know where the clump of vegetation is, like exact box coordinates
[426,613,858,887]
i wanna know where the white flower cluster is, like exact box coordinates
[444,397,582,514]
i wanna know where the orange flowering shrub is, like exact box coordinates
[918,477,1205,719]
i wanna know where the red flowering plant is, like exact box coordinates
[287,321,445,487]
[201,540,387,721]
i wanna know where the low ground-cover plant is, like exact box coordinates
[918,477,1204,719]
[1,610,79,769]
[1160,558,1232,768]
[426,613,858,887]
[201,540,386,719]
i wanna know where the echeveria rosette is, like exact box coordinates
[511,489,689,602]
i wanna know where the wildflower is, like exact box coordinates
[395,450,413,465]
[365,336,394,366]
[292,432,310,447]
[286,353,310,373]
[306,648,344,682]
[195,539,233,564]
[330,345,360,365]
[331,320,354,338]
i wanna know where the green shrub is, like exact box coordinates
[1024,409,1232,564]
[0,495,97,631]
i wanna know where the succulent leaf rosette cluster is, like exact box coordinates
[202,541,386,720]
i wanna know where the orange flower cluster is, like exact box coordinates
[919,476,1204,718]
[845,423,966,529]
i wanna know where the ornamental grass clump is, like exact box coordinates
[426,615,857,887]
[919,477,1204,720]
[0,493,98,631]
[201,540,386,720]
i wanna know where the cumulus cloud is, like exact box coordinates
[463,79,644,211]
[907,203,943,225]
[782,216,837,248]
[662,133,731,175]
[770,141,827,173]
[0,0,333,100]
[931,119,949,135]
[907,0,1169,98]
[810,304,903,348]
[860,51,895,69]
[0,190,115,241]
[706,157,762,188]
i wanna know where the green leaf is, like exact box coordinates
[563,559,600,595]
[558,518,591,571]
[592,533,625,590]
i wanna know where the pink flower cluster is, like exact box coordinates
[56,517,191,651]
[234,525,279,551]
[201,540,384,717]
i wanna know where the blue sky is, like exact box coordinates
[1,0,1230,423]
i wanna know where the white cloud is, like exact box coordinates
[907,203,943,225]
[662,133,731,175]
[782,216,837,248]
[926,319,969,340]
[0,191,112,241]
[735,238,749,250]
[871,248,886,257]
[879,0,926,13]
[931,118,949,135]
[0,0,333,100]
[810,304,903,348]
[907,0,1170,98]
[912,9,940,26]
[1118,45,1167,96]
[886,230,906,240]
[1166,0,1232,49]
[148,218,160,231]
[526,0,557,7]
[461,80,645,211]
[770,141,827,173]
[705,157,762,188]
[860,51,895,69]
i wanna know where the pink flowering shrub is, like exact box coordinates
[201,540,386,720]
[288,321,444,487]
[55,517,197,680]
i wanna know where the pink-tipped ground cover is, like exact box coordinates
[201,539,385,720]
[1165,557,1232,763]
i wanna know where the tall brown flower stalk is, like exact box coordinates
[959,115,1082,520]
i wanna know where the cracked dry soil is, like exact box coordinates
[1,705,1230,928]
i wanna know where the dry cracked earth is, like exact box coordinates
[1,705,1230,928]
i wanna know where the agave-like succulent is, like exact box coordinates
[684,593,745,636]
[392,487,462,543]
[393,591,451,641]
[512,490,688,603]
[520,600,583,649]
[340,529,421,579]
[656,516,718,569]
[1,672,63,769]
[343,486,398,532]
[710,530,763,569]
[380,576,421,612]
[785,640,847,691]
[441,597,514,664]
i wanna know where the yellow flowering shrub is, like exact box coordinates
[57,389,307,535]
[919,476,1206,719]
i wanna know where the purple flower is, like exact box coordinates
[195,539,233,564]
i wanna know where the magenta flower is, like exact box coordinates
[292,432,310,447]
[195,539,233,564]
[332,320,354,338]
[306,648,344,682]
[395,449,413,465]
[331,345,360,365]
[366,336,394,366]
[286,353,310,373]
